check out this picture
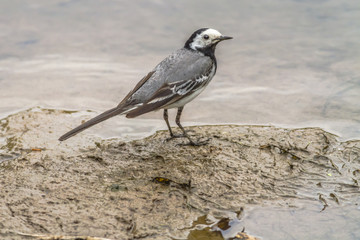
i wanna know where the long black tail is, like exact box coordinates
[59,107,126,141]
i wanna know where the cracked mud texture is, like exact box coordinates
[0,108,359,239]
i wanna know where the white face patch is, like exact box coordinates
[189,28,223,51]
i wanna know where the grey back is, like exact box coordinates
[126,48,213,105]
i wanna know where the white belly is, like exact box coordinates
[165,64,216,109]
[164,86,206,109]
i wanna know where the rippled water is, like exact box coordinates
[1,0,359,141]
[1,0,359,239]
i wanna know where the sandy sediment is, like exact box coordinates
[0,108,359,239]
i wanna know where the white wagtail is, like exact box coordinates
[59,28,232,145]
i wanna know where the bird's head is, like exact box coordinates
[184,28,232,52]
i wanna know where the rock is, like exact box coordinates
[0,108,359,239]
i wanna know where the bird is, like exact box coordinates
[59,28,232,145]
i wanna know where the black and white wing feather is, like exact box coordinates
[125,62,215,118]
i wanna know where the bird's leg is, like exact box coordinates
[163,109,175,137]
[175,107,209,146]
[164,108,190,141]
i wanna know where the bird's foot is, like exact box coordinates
[165,129,196,142]
[165,133,186,142]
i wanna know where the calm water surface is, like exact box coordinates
[1,0,359,140]
[1,0,359,239]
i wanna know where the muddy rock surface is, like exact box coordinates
[0,108,359,239]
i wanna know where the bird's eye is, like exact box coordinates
[203,34,209,40]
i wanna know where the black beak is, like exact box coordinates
[218,35,233,41]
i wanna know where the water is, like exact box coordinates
[1,0,359,141]
[242,203,360,240]
[188,203,360,240]
[0,1,359,239]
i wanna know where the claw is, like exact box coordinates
[165,133,187,142]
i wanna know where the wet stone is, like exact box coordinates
[0,108,359,239]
